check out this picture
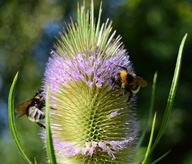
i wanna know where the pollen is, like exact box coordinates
[120,71,128,88]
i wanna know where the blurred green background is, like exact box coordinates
[0,0,192,163]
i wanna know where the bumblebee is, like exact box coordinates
[112,66,147,100]
[16,90,45,128]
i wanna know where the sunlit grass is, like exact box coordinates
[136,72,157,151]
[142,113,156,164]
[150,33,187,153]
[142,33,188,163]
[8,72,32,164]
[45,86,57,164]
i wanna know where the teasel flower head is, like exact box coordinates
[41,1,144,163]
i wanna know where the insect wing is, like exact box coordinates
[16,100,31,118]
[136,76,147,87]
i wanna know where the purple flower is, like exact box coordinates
[41,2,142,163]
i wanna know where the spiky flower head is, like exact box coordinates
[42,1,142,163]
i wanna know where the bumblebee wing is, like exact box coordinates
[16,101,31,118]
[137,77,147,87]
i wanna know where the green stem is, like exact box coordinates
[8,72,32,164]
[45,86,57,164]
[142,113,157,164]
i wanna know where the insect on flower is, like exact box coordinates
[16,90,45,128]
[39,1,147,162]
[112,66,147,101]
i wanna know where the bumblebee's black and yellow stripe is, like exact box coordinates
[113,66,147,101]
[16,90,45,128]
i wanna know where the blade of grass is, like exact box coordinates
[150,33,188,153]
[142,113,157,164]
[147,72,158,127]
[8,72,32,164]
[150,150,171,164]
[136,72,158,150]
[45,86,57,164]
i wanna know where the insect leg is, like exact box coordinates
[37,122,46,129]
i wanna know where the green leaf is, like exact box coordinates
[136,72,157,151]
[8,72,32,164]
[150,33,188,153]
[142,113,157,164]
[45,86,57,164]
